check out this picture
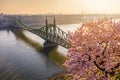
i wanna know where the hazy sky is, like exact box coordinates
[0,0,120,14]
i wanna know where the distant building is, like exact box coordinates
[0,13,4,24]
[0,13,4,20]
[0,13,3,16]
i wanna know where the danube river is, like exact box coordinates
[0,23,80,80]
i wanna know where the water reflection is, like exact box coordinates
[12,30,42,52]
[0,30,66,80]
[12,30,65,67]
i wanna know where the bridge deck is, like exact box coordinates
[13,17,70,48]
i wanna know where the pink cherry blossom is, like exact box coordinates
[64,18,120,80]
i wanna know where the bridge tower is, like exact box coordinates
[53,15,56,27]
[45,15,48,40]
[43,15,58,49]
[53,15,56,39]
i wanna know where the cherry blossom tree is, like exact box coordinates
[64,17,120,80]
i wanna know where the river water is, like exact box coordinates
[0,23,80,80]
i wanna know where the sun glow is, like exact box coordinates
[79,0,120,14]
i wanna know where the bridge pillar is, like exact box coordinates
[42,40,58,54]
[43,40,58,49]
